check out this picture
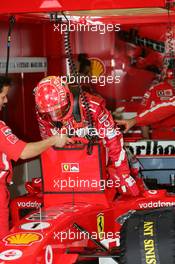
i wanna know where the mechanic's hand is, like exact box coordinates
[116,118,137,133]
[53,134,74,148]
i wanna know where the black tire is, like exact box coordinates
[120,207,175,264]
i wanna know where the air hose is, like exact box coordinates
[61,13,98,153]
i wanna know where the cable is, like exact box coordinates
[6,16,15,77]
[61,12,98,153]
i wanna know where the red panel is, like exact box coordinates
[0,22,44,57]
[0,0,165,14]
[0,22,45,142]
[23,73,45,141]
[6,74,25,138]
[44,23,65,75]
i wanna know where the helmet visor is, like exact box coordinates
[49,104,70,121]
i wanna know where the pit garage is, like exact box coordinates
[0,1,175,263]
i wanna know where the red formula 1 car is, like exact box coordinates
[10,177,43,227]
[1,139,175,264]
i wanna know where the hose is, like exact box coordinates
[61,12,98,153]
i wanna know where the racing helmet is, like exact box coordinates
[34,76,73,121]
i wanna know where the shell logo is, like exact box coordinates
[90,58,105,77]
[3,232,43,246]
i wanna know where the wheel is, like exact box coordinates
[120,207,175,264]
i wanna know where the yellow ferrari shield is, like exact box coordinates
[97,213,104,240]
[63,164,69,171]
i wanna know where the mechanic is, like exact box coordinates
[34,76,140,198]
[137,69,175,139]
[0,76,71,239]
[117,90,175,133]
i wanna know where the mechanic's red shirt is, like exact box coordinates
[137,80,175,139]
[0,121,26,183]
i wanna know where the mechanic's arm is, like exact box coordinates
[117,96,175,133]
[116,118,136,133]
[20,134,71,159]
[141,126,150,139]
[136,97,175,125]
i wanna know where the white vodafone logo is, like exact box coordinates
[45,245,53,264]
[0,249,23,260]
[20,222,50,231]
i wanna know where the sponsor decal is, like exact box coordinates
[20,222,50,231]
[3,232,43,246]
[17,201,42,209]
[164,89,173,96]
[139,200,175,209]
[98,114,108,124]
[61,163,79,173]
[90,57,105,77]
[1,126,12,136]
[157,89,173,97]
[7,134,18,144]
[157,90,164,97]
[0,57,47,73]
[126,140,175,155]
[144,221,154,237]
[0,249,23,260]
[97,213,104,240]
[143,221,158,264]
[45,245,53,264]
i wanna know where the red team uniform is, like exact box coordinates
[0,121,26,238]
[138,80,175,139]
[137,95,175,132]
